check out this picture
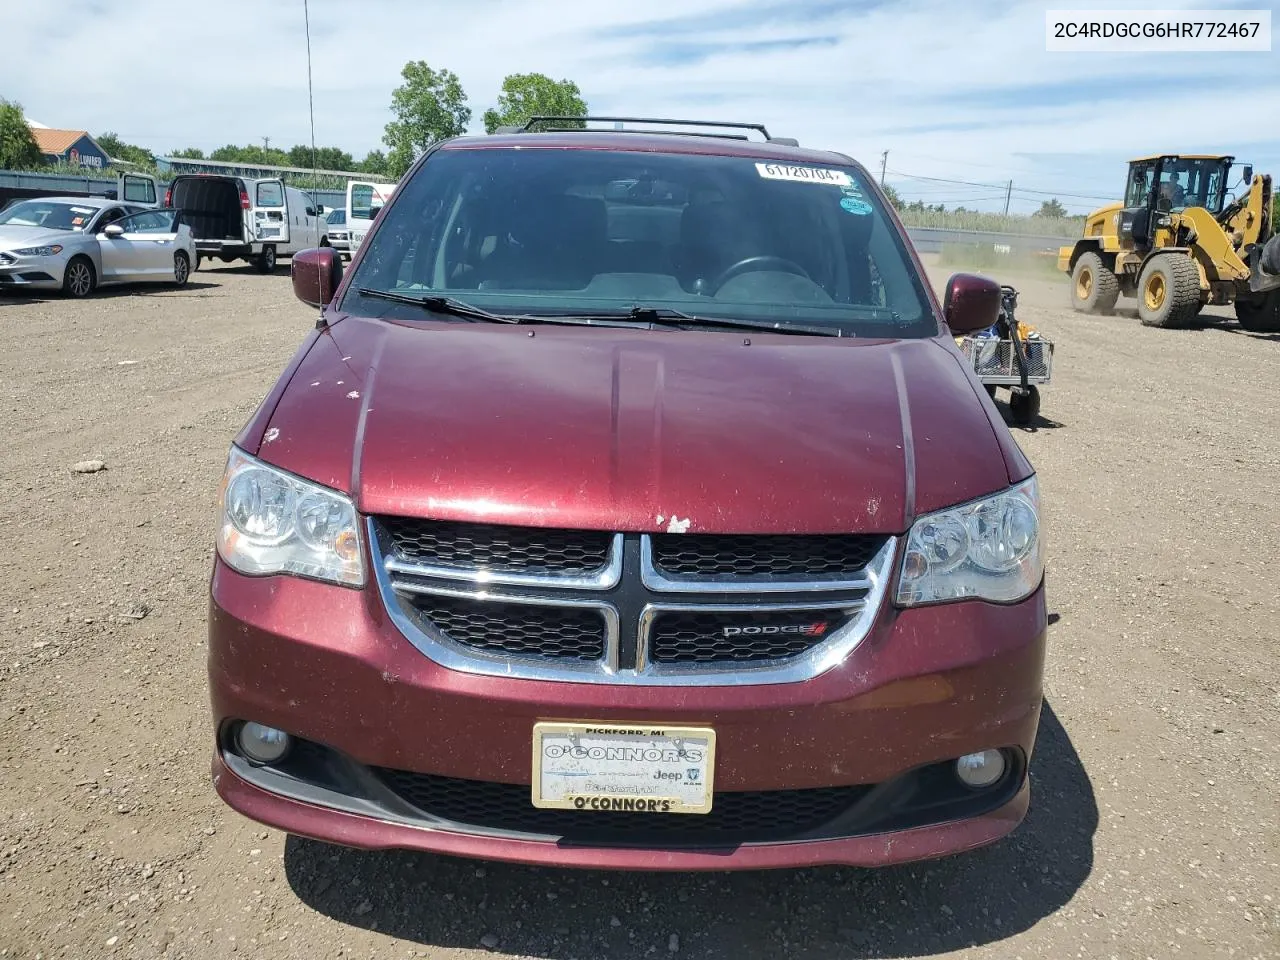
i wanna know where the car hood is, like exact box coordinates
[251,317,1030,535]
[0,225,84,249]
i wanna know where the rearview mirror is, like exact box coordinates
[943,273,1002,334]
[291,246,344,308]
[102,223,125,238]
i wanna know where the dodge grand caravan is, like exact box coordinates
[207,117,1047,871]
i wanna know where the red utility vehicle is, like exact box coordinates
[207,117,1047,871]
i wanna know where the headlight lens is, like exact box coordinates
[13,245,63,256]
[216,446,364,587]
[895,476,1042,606]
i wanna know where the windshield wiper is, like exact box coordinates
[357,288,532,324]
[599,305,846,338]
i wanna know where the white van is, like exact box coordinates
[344,180,397,257]
[165,175,328,272]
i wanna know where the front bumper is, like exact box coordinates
[0,252,65,290]
[208,560,1046,870]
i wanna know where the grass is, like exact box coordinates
[936,241,1065,278]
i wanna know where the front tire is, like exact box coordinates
[173,251,190,287]
[1137,255,1202,328]
[62,256,96,298]
[1235,289,1280,332]
[1069,251,1120,314]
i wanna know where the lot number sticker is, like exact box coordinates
[755,162,853,187]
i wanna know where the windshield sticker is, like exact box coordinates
[755,162,852,187]
[839,194,872,215]
[71,216,86,226]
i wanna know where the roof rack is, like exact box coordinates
[497,116,799,146]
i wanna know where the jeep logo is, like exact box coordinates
[723,622,829,638]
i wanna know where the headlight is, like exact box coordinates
[216,446,364,587]
[895,476,1042,606]
[13,245,63,256]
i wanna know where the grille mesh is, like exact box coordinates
[647,608,854,664]
[373,769,870,846]
[650,533,887,578]
[407,595,606,661]
[381,517,612,576]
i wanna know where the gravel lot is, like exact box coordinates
[1,256,1276,960]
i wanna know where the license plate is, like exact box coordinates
[531,722,716,815]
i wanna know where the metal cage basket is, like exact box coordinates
[956,335,1055,385]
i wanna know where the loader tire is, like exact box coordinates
[1235,290,1280,333]
[1069,251,1120,314]
[1137,254,1202,329]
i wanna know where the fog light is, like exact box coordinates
[236,722,291,765]
[955,749,1006,788]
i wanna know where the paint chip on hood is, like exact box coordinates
[666,516,691,533]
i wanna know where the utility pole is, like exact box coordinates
[1003,179,1013,215]
[879,150,888,186]
[263,136,271,151]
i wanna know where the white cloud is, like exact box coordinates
[4,0,1277,213]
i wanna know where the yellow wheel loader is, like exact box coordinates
[1058,155,1280,331]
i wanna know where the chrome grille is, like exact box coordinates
[643,607,860,664]
[649,533,884,578]
[404,594,606,661]
[373,517,896,686]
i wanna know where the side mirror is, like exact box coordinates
[316,204,326,214]
[291,247,344,308]
[943,272,1002,334]
[1242,165,1253,184]
[102,223,125,238]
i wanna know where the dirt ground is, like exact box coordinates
[0,254,1276,960]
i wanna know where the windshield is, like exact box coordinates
[327,209,346,225]
[1157,158,1230,213]
[341,146,935,337]
[0,200,101,231]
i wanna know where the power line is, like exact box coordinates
[888,168,1116,202]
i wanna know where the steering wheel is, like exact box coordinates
[707,255,810,295]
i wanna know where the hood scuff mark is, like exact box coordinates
[262,427,280,444]
[666,515,691,533]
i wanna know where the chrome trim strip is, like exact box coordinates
[383,531,624,591]
[639,534,880,594]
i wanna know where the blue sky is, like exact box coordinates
[5,0,1278,214]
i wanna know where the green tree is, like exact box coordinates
[1035,198,1067,218]
[171,147,206,159]
[0,98,42,169]
[383,60,471,178]
[482,72,587,134]
[97,131,155,166]
[209,143,290,166]
[287,144,355,171]
[880,183,903,210]
[358,149,388,176]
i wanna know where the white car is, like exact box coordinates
[325,207,350,256]
[0,196,197,298]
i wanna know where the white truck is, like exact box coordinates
[164,175,328,272]
[344,180,397,257]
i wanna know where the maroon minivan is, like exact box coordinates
[207,118,1047,871]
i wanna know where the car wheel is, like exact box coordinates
[257,245,277,273]
[173,251,191,287]
[62,256,96,299]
